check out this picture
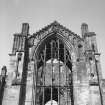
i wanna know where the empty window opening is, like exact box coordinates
[34,36,74,105]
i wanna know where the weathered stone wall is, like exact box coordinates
[101,79,105,105]
[2,86,20,105]
[24,61,34,105]
[2,52,25,105]
[1,22,104,105]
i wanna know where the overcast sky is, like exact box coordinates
[0,0,105,78]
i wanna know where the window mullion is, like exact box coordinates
[42,44,46,105]
[34,60,38,105]
[64,45,68,105]
[51,41,53,105]
[57,39,60,105]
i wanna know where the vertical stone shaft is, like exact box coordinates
[18,23,29,105]
[81,23,88,38]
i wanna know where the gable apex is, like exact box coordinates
[32,21,82,40]
[51,20,60,25]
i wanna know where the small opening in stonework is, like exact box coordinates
[77,58,80,62]
[78,44,82,48]
[89,57,92,61]
[90,73,94,77]
[92,44,95,50]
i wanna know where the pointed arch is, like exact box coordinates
[31,31,75,105]
[33,32,75,62]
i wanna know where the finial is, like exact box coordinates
[81,23,89,38]
[21,23,29,36]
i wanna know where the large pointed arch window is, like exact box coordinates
[33,35,74,105]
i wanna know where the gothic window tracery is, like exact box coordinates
[33,35,74,105]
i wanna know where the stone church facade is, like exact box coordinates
[0,21,105,105]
